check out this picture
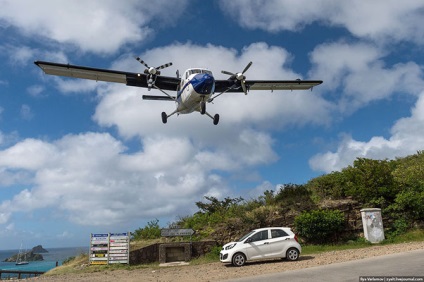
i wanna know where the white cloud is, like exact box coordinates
[0,211,11,224]
[220,0,424,44]
[309,41,424,113]
[0,0,189,54]
[310,91,424,172]
[0,128,278,226]
[0,138,57,170]
[27,85,45,97]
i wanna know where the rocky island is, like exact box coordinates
[32,245,49,253]
[3,245,48,262]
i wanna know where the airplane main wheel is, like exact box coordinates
[213,114,219,125]
[161,112,167,124]
[200,101,206,115]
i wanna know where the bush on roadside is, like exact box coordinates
[294,209,345,244]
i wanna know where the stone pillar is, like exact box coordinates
[360,208,385,243]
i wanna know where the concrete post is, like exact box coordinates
[360,208,385,243]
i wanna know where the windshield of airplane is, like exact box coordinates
[188,69,212,76]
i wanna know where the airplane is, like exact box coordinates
[34,58,322,125]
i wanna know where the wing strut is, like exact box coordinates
[153,85,177,102]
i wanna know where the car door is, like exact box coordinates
[243,230,270,260]
[266,228,291,258]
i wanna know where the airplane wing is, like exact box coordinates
[34,61,181,91]
[214,79,322,93]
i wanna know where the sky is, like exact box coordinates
[0,0,423,249]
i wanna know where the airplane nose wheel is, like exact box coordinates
[161,112,168,124]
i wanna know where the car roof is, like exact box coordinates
[253,227,292,232]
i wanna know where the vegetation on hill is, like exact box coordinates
[133,151,424,245]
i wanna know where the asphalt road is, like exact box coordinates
[225,249,424,282]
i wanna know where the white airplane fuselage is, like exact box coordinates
[176,68,215,114]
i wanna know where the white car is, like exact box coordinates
[219,227,301,267]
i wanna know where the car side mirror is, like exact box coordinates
[245,238,252,243]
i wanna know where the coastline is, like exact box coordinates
[0,247,88,279]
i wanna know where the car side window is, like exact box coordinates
[271,229,289,238]
[248,230,269,242]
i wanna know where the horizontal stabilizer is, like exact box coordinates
[142,95,175,101]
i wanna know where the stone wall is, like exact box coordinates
[129,240,217,265]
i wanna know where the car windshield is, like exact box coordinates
[237,231,255,242]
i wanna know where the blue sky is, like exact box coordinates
[1,0,424,249]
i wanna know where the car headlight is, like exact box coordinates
[225,243,237,250]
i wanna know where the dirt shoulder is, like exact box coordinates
[31,241,424,282]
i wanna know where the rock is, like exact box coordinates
[32,245,48,253]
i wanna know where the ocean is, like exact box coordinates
[0,246,88,279]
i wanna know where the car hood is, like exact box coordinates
[223,241,237,248]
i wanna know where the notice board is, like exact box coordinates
[89,232,130,265]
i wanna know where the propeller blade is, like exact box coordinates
[221,70,235,76]
[241,80,247,95]
[135,57,173,75]
[136,57,150,68]
[156,62,173,70]
[242,61,252,74]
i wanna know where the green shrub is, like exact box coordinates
[133,219,161,240]
[294,209,345,244]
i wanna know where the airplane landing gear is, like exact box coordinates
[161,112,167,124]
[205,112,219,125]
[200,101,206,115]
[213,114,220,125]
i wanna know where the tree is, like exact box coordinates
[133,219,161,240]
[195,196,243,214]
[274,184,315,210]
[343,158,398,206]
[307,171,347,200]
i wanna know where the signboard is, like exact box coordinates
[161,228,195,237]
[108,233,130,264]
[89,234,109,265]
[89,232,130,265]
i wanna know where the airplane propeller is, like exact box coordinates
[136,57,172,76]
[221,61,252,95]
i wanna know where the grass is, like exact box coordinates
[44,229,424,276]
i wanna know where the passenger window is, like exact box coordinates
[271,229,289,238]
[248,230,269,242]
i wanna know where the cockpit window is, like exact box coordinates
[187,69,212,76]
[190,69,201,75]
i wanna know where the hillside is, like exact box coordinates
[133,151,424,245]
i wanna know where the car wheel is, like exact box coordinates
[232,252,246,267]
[286,248,299,261]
